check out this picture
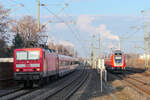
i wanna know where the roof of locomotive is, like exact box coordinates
[14,48,43,52]
[113,50,123,54]
[14,48,78,61]
[14,48,56,53]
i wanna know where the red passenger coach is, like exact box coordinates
[58,55,79,76]
[13,48,79,87]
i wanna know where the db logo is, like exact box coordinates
[26,64,31,67]
[24,69,32,71]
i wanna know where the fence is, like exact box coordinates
[0,58,15,89]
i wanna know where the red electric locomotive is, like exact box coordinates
[105,50,125,72]
[13,48,79,87]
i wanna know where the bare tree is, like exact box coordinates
[0,3,11,57]
[48,40,56,50]
[48,41,73,56]
[0,4,10,41]
[11,16,46,48]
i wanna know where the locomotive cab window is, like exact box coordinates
[115,53,117,55]
[16,51,40,60]
[119,53,122,55]
[28,51,40,60]
[115,59,122,63]
[16,51,27,60]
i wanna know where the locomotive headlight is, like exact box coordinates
[36,68,40,71]
[16,69,20,72]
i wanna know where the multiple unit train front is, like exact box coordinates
[105,50,125,72]
[13,48,79,87]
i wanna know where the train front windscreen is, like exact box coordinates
[16,51,40,61]
[15,51,41,72]
[114,53,123,65]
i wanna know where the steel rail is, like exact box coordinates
[63,70,89,100]
[118,74,150,96]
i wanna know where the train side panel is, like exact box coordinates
[58,55,79,77]
[42,50,58,77]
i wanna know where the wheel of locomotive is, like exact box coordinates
[29,81,33,88]
[38,78,44,87]
[54,74,59,80]
[43,77,47,84]
[46,77,49,83]
[24,81,33,88]
[24,81,28,88]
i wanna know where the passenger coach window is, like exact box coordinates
[16,51,27,60]
[28,51,40,60]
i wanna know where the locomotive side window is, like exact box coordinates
[62,61,65,66]
[115,53,117,55]
[16,51,27,60]
[119,53,122,55]
[49,49,52,53]
[28,51,40,60]
[44,51,45,58]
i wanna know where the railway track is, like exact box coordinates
[124,71,149,85]
[0,68,87,100]
[47,69,89,100]
[0,86,23,97]
[30,69,88,100]
[0,88,38,100]
[0,68,85,100]
[116,72,150,97]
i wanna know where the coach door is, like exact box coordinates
[56,56,59,75]
[43,50,48,77]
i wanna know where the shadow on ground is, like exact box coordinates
[78,67,147,100]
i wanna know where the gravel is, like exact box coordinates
[70,69,150,100]
[70,69,116,100]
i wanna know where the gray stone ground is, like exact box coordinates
[71,69,115,100]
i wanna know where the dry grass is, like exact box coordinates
[126,58,150,70]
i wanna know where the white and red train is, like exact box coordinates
[13,48,79,87]
[104,50,126,72]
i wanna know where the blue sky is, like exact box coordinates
[1,0,150,15]
[1,0,150,57]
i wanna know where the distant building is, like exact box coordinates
[139,54,150,60]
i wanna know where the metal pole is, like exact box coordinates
[105,70,107,82]
[99,34,101,59]
[141,10,149,70]
[91,35,95,69]
[134,44,137,61]
[144,22,149,70]
[37,0,40,30]
[119,37,121,50]
[100,69,103,92]
[134,44,136,56]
